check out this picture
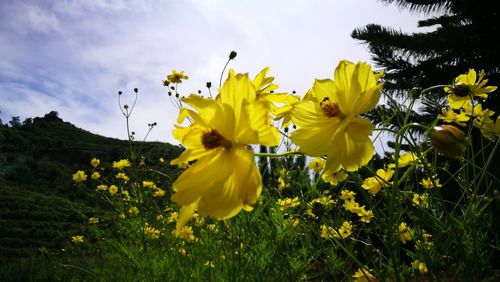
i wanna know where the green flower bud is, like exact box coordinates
[431,125,467,159]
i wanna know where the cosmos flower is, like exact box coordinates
[171,69,279,230]
[290,60,383,173]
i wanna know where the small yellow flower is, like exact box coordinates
[308,158,325,173]
[358,208,374,223]
[72,170,87,183]
[388,152,423,169]
[112,159,131,170]
[119,213,126,220]
[115,172,129,182]
[144,224,161,240]
[142,181,157,189]
[153,189,166,198]
[128,206,139,216]
[96,184,108,191]
[415,231,433,250]
[411,260,428,274]
[168,211,179,223]
[399,222,413,244]
[108,185,118,195]
[172,226,196,242]
[156,214,164,221]
[159,157,165,163]
[88,217,99,224]
[284,216,300,228]
[91,171,101,180]
[121,190,131,201]
[438,108,469,126]
[412,193,429,208]
[90,157,100,168]
[276,197,300,211]
[166,70,189,84]
[340,190,356,201]
[420,175,443,189]
[321,169,348,186]
[474,110,500,141]
[71,235,84,244]
[362,168,394,196]
[320,222,352,240]
[343,199,362,214]
[352,266,376,282]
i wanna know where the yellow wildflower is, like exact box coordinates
[308,158,326,173]
[357,208,374,223]
[168,211,179,223]
[128,206,139,216]
[90,157,100,168]
[115,172,129,182]
[88,217,99,224]
[411,260,428,274]
[143,181,157,189]
[166,70,188,84]
[352,266,376,282]
[96,184,108,191]
[72,170,87,183]
[159,157,165,163]
[399,222,413,244]
[340,190,356,201]
[362,168,394,196]
[284,216,300,228]
[119,213,126,220]
[144,224,161,240]
[445,69,497,110]
[170,69,279,230]
[415,231,433,250]
[412,193,429,208]
[343,199,363,214]
[474,110,500,141]
[108,185,118,195]
[321,169,348,186]
[91,171,101,180]
[71,235,84,244]
[290,60,383,173]
[153,189,166,198]
[320,222,352,239]
[112,159,131,170]
[420,175,443,189]
[438,108,469,126]
[121,190,131,201]
[172,225,196,242]
[388,151,423,169]
[277,197,300,211]
[320,224,336,239]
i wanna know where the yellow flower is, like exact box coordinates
[308,158,325,173]
[112,159,131,170]
[361,168,394,196]
[340,190,356,201]
[320,224,335,239]
[320,222,352,239]
[115,172,129,182]
[474,110,500,141]
[91,171,101,180]
[159,157,165,163]
[438,108,469,126]
[121,190,131,201]
[388,151,423,169]
[412,193,429,208]
[108,185,118,195]
[321,169,348,186]
[143,181,157,189]
[420,175,443,189]
[71,235,84,244]
[399,222,413,244]
[96,184,108,191]
[88,217,99,224]
[90,157,100,168]
[166,70,189,84]
[358,208,374,223]
[128,206,139,216]
[277,197,300,211]
[352,267,376,282]
[170,69,279,230]
[411,260,428,274]
[153,189,166,198]
[144,224,161,240]
[172,225,196,242]
[72,170,87,183]
[445,69,497,109]
[204,260,215,268]
[290,60,383,172]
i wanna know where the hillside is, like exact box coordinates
[0,112,182,259]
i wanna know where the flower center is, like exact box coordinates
[202,129,231,150]
[320,97,341,118]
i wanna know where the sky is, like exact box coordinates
[0,0,432,149]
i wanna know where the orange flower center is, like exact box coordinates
[320,97,341,118]
[202,129,231,150]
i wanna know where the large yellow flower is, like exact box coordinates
[445,69,497,109]
[290,60,383,172]
[171,70,280,229]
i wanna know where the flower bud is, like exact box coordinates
[229,51,237,60]
[430,125,467,159]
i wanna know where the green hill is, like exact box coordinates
[0,112,182,259]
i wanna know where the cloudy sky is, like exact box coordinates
[0,0,430,148]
